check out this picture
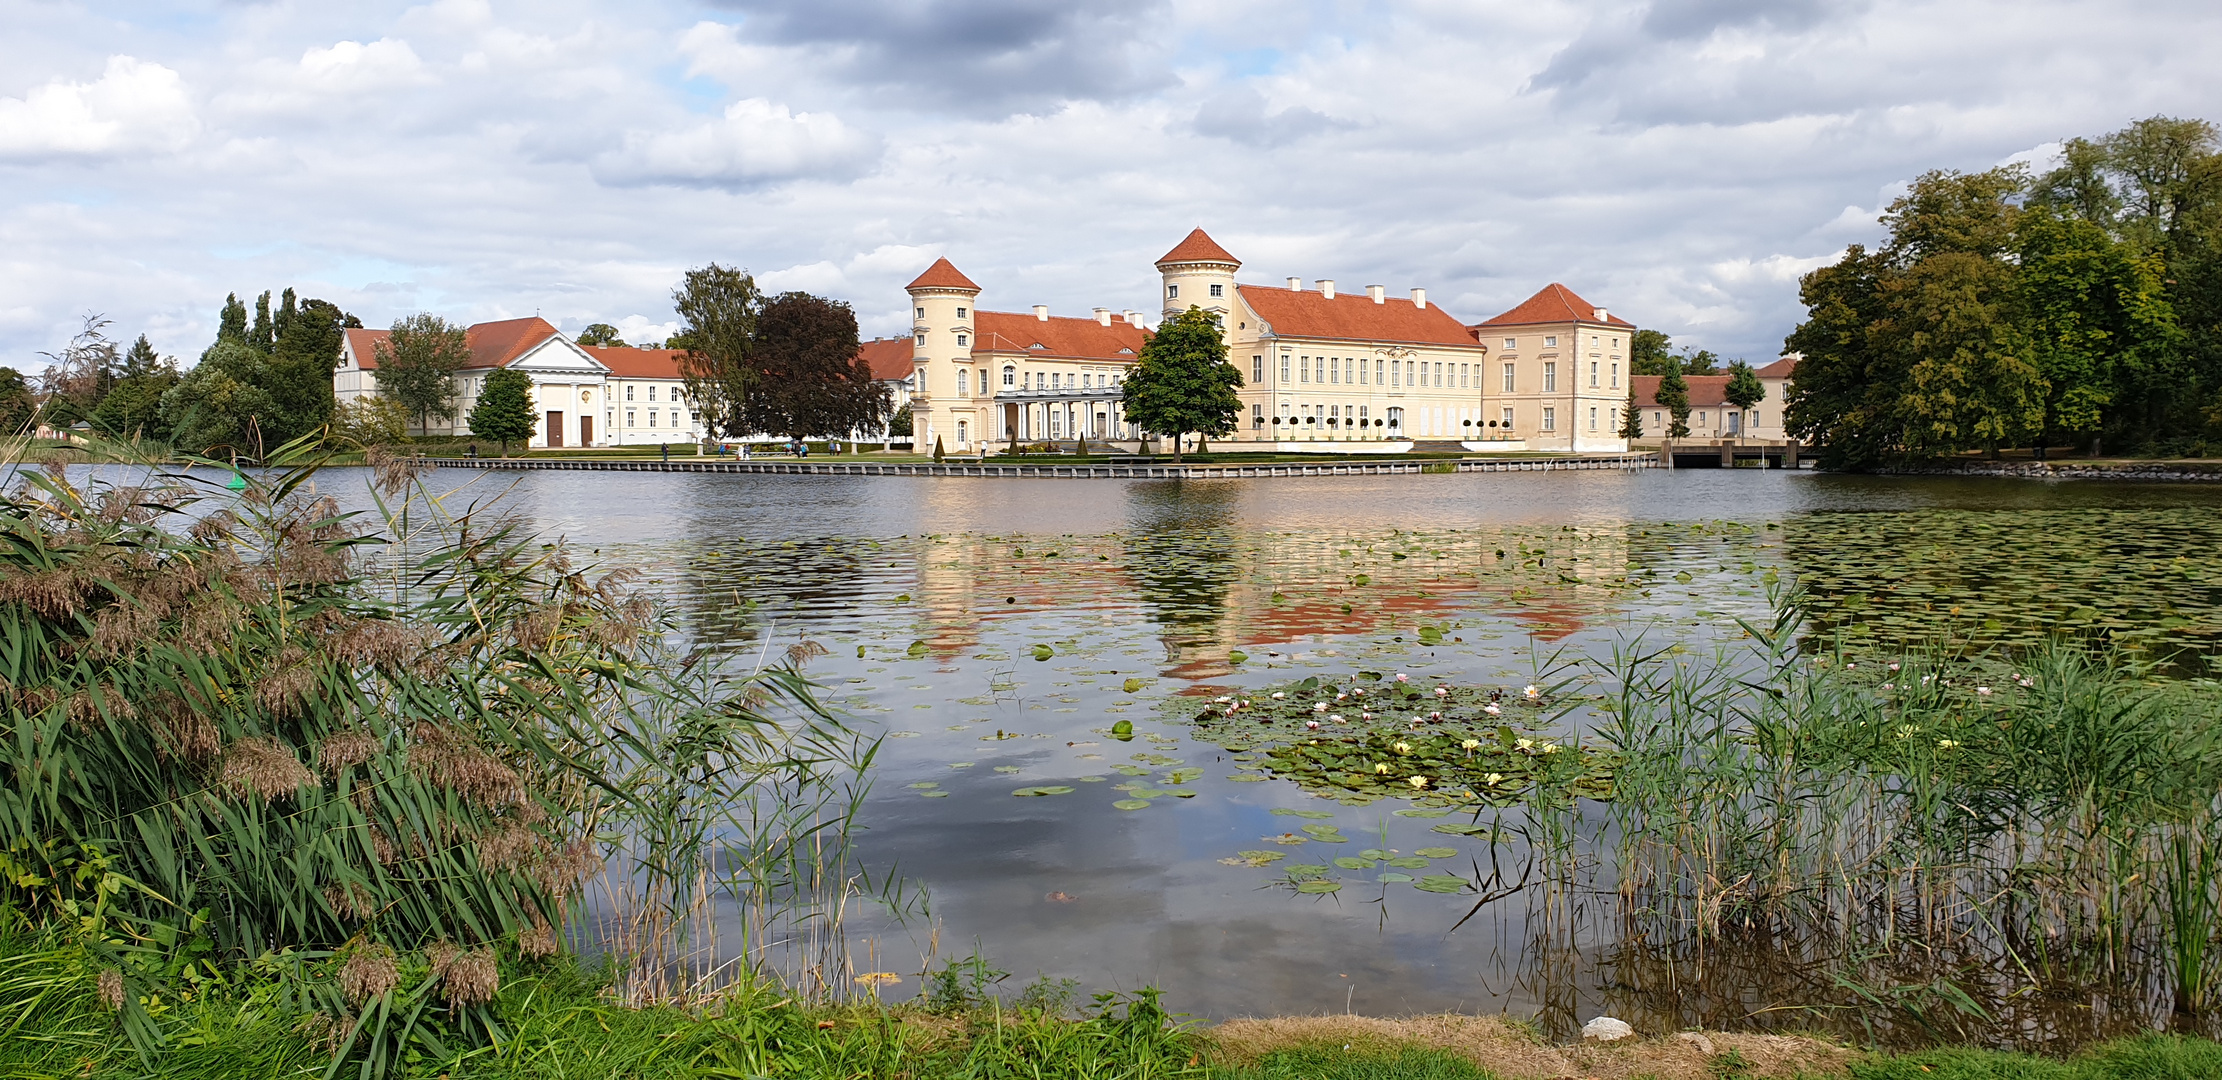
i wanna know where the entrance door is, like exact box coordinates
[546,411,563,447]
[580,415,594,446]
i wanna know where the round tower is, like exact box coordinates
[1155,228,1240,324]
[904,257,981,450]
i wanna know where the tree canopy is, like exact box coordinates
[373,314,472,434]
[1120,306,1243,462]
[467,367,537,451]
[1725,361,1765,411]
[1655,360,1692,439]
[671,264,762,438]
[734,292,888,441]
[575,323,626,347]
[1785,115,2215,467]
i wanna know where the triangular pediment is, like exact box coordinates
[506,337,609,374]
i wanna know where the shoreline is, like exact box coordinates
[408,453,1660,478]
[1883,459,2222,482]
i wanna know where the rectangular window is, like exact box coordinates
[1590,362,1599,388]
[1210,283,1224,297]
[956,370,968,396]
[626,410,636,427]
[1434,363,1444,387]
[1503,337,1516,350]
[1653,411,1662,424]
[1300,356,1310,383]
[1544,335,1558,348]
[1610,362,1619,388]
[1358,358,1368,385]
[1543,362,1556,392]
[648,411,659,428]
[1591,335,1599,348]
[1280,354,1291,382]
[625,385,634,401]
[1501,407,1513,428]
[1502,364,1515,392]
[1252,355,1264,383]
[956,307,967,318]
[915,307,924,318]
[1375,358,1385,384]
[1541,407,1555,431]
[1588,406,1598,430]
[1460,363,1469,388]
[915,331,925,345]
[1252,403,1264,428]
[956,333,968,346]
[1330,359,1339,385]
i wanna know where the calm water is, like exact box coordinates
[72,463,2222,1040]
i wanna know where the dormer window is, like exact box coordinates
[1166,284,1179,299]
[1118,347,1133,354]
[1029,343,1045,350]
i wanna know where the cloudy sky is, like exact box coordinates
[3,0,2218,367]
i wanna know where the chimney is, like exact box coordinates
[1033,305,1049,322]
[1123,310,1140,326]
[1412,287,1428,310]
[1367,284,1385,304]
[1317,279,1335,299]
[1287,276,1302,291]
[1093,307,1112,326]
[1593,307,1609,322]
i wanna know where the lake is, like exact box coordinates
[112,463,2222,1046]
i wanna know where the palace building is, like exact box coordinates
[906,228,1638,454]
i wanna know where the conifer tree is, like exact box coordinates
[1656,359,1692,438]
[1618,389,1644,439]
[466,368,536,453]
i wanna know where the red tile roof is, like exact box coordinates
[858,337,916,380]
[1631,374,1732,408]
[906,257,980,292]
[1755,355,1799,378]
[1474,284,1635,329]
[1235,286,1482,348]
[1156,228,1240,267]
[343,317,568,372]
[973,311,1150,361]
[581,346,684,379]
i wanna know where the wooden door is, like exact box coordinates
[580,415,593,446]
[546,411,563,447]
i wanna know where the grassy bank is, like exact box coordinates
[9,933,2222,1080]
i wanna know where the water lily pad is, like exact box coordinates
[1431,822,1492,836]
[1294,879,1343,894]
[907,640,930,657]
[1228,850,1285,867]
[1394,809,1452,819]
[920,790,949,798]
[1333,857,1376,870]
[1163,767,1204,784]
[1076,775,1106,782]
[1123,678,1145,693]
[1384,856,1431,869]
[1032,644,1055,661]
[994,766,1022,774]
[1113,799,1152,810]
[1228,651,1249,664]
[908,781,940,789]
[1228,774,1270,782]
[1414,875,1467,894]
[1012,786,1075,796]
[1299,824,1347,841]
[1414,847,1459,859]
[1379,872,1414,882]
[1271,808,1336,819]
[1110,720,1135,741]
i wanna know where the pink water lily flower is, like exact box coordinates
[1305,720,1320,730]
[1395,674,1409,682]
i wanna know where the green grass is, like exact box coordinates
[1216,1044,1496,1079]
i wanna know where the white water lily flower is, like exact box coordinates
[1353,689,1366,697]
[1328,715,1344,723]
[1461,739,1482,750]
[1408,776,1429,789]
[1314,702,1329,712]
[1271,692,1285,699]
[1394,741,1411,753]
[1375,763,1392,774]
[1540,743,1561,754]
[1435,687,1450,696]
[1336,692,1347,700]
[1523,685,1540,698]
[1516,738,1534,750]
[1484,773,1503,785]
[1976,686,1992,695]
[1484,703,1502,716]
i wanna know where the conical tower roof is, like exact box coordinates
[1155,228,1240,268]
[906,257,980,292]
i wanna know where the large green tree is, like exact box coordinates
[671,264,763,438]
[263,291,349,443]
[90,334,181,442]
[575,323,626,347]
[1724,360,1764,437]
[1629,329,1676,376]
[467,368,538,452]
[0,368,35,436]
[373,314,472,434]
[1120,306,1242,462]
[160,340,281,456]
[735,292,888,441]
[1617,388,1643,440]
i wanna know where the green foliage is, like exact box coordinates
[1655,360,1692,438]
[1617,388,1644,439]
[1220,1044,1495,1080]
[334,396,411,447]
[89,335,182,443]
[573,322,625,347]
[671,263,763,439]
[372,314,471,434]
[264,292,348,444]
[159,339,280,456]
[466,368,536,451]
[1122,306,1243,462]
[1790,115,2222,465]
[0,366,37,436]
[888,402,913,437]
[1629,328,1677,376]
[1724,360,1765,411]
[737,292,889,440]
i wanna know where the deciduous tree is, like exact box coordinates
[373,314,472,434]
[1655,359,1692,439]
[735,292,888,441]
[1120,306,1242,462]
[0,367,35,436]
[576,323,626,347]
[1629,329,1675,376]
[671,264,762,438]
[1724,361,1764,437]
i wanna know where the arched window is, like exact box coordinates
[1002,365,1016,388]
[957,420,969,445]
[956,369,969,396]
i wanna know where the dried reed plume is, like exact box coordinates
[218,736,317,801]
[339,943,400,1005]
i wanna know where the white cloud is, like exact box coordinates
[592,98,881,189]
[298,39,433,94]
[0,56,197,160]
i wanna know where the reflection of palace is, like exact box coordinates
[907,229,1637,456]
